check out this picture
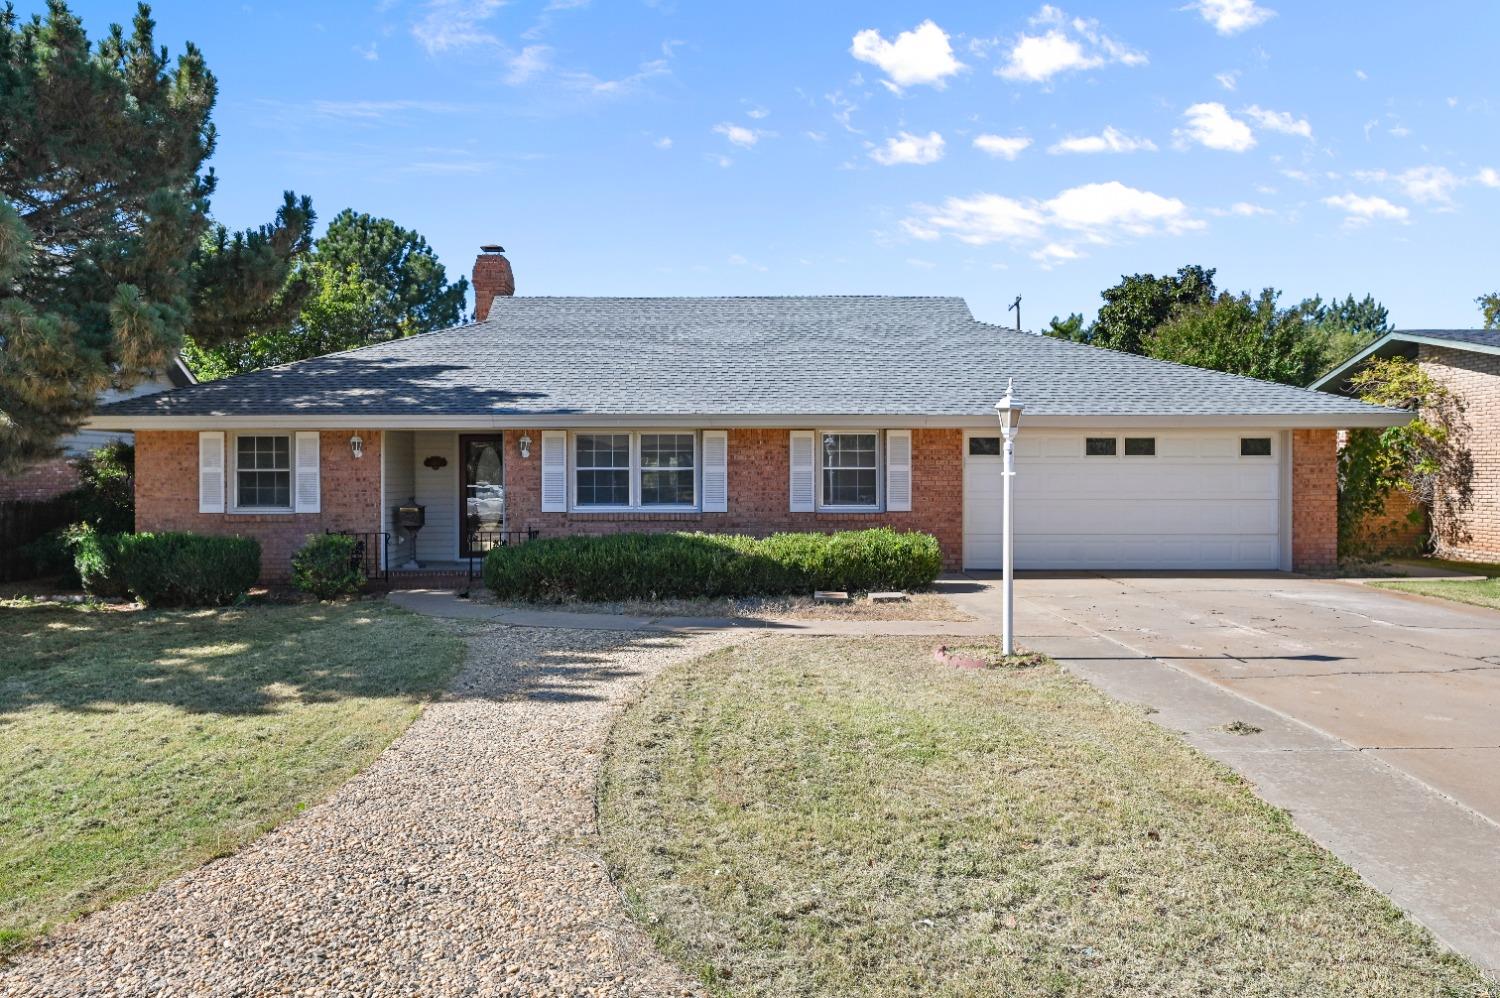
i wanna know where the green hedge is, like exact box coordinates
[483,529,942,602]
[116,533,262,607]
[291,533,366,600]
[65,524,130,598]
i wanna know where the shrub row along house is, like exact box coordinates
[1315,328,1500,563]
[86,246,1406,581]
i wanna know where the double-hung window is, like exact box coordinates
[820,432,879,509]
[235,435,291,510]
[640,433,696,506]
[572,431,698,510]
[574,433,631,507]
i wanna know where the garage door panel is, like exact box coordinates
[965,431,1283,571]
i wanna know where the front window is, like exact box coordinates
[574,433,631,507]
[640,433,696,506]
[821,432,878,507]
[235,435,291,509]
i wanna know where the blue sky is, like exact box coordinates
[51,0,1500,327]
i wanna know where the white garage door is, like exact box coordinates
[963,429,1285,571]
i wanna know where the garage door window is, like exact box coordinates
[1124,437,1156,457]
[1085,437,1117,456]
[968,436,1001,456]
[1240,437,1273,457]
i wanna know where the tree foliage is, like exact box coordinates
[187,211,469,380]
[1301,293,1392,375]
[0,1,312,472]
[1043,312,1088,342]
[1337,357,1473,558]
[1477,292,1500,329]
[1145,290,1326,386]
[1090,265,1218,354]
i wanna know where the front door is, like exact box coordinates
[459,434,505,557]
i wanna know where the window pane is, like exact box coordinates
[1085,437,1117,456]
[969,436,1001,456]
[1241,437,1272,457]
[823,468,877,506]
[576,434,630,468]
[576,469,630,506]
[235,436,291,507]
[1124,437,1156,456]
[642,470,694,506]
[823,433,877,468]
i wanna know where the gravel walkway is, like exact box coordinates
[1,624,736,997]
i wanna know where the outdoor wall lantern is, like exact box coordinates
[349,433,364,459]
[994,380,1024,656]
[518,433,533,459]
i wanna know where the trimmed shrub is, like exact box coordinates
[292,533,366,600]
[116,533,262,607]
[484,528,942,602]
[64,523,129,597]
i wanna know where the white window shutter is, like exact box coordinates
[294,432,320,513]
[198,431,225,513]
[541,431,567,512]
[886,430,912,512]
[789,430,815,512]
[701,430,728,512]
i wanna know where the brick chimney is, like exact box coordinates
[472,244,515,321]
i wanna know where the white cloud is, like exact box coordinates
[1188,0,1275,35]
[1175,102,1256,152]
[1211,201,1271,217]
[714,122,762,148]
[354,42,379,61]
[1477,167,1500,188]
[1031,243,1081,267]
[1354,68,1368,81]
[707,153,733,168]
[1355,165,1462,205]
[728,253,768,272]
[653,136,673,150]
[1323,193,1409,225]
[745,105,770,119]
[1048,126,1156,155]
[870,130,946,166]
[850,20,963,91]
[906,257,938,270]
[1215,70,1238,91]
[973,134,1033,160]
[504,45,552,85]
[412,0,506,54]
[997,6,1145,84]
[902,180,1200,264]
[1244,105,1311,138]
[308,99,467,120]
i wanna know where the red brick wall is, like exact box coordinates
[1420,344,1500,562]
[503,428,965,570]
[0,458,80,502]
[1292,428,1338,571]
[135,430,383,581]
[1348,489,1427,557]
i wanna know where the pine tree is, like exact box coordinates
[0,2,313,472]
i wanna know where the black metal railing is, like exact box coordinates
[464,528,539,594]
[326,530,389,584]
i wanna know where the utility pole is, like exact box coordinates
[1008,295,1022,332]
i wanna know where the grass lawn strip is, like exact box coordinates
[0,600,466,955]
[1371,578,1500,611]
[599,636,1494,997]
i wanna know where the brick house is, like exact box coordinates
[0,359,195,502]
[87,246,1406,581]
[1315,329,1500,562]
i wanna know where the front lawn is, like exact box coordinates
[1371,577,1500,611]
[0,600,466,955]
[599,637,1492,997]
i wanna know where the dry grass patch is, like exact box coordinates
[599,637,1493,997]
[0,600,465,955]
[487,591,972,622]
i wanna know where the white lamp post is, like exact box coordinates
[994,382,1024,655]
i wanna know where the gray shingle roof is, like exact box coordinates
[1311,328,1500,393]
[98,295,1402,422]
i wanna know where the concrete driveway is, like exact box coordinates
[1009,572,1500,976]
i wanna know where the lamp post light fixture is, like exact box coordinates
[518,433,533,459]
[994,381,1024,655]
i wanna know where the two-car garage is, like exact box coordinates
[962,428,1290,571]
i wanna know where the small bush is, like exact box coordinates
[484,529,942,602]
[116,533,262,607]
[64,524,129,597]
[291,534,366,600]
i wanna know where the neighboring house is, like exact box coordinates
[1315,329,1500,563]
[86,246,1406,581]
[0,359,195,502]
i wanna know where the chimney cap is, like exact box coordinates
[480,243,505,254]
